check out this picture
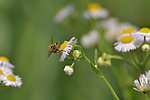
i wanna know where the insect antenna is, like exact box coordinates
[51,37,54,44]
[48,37,54,44]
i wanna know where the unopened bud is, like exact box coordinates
[73,50,82,61]
[97,53,111,66]
[64,65,74,76]
[141,44,150,51]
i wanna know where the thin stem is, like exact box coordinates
[147,93,150,98]
[118,57,139,70]
[71,62,75,67]
[142,52,150,66]
[131,51,139,67]
[83,54,120,100]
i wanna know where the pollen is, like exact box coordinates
[7,75,16,82]
[139,27,150,33]
[122,28,134,34]
[0,69,3,75]
[0,56,9,62]
[88,3,101,11]
[120,36,133,43]
[59,41,68,51]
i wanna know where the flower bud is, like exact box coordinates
[73,50,82,61]
[64,65,74,76]
[141,44,150,51]
[97,53,111,66]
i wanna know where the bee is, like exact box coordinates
[48,38,60,57]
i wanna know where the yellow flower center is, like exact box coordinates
[0,56,9,62]
[122,28,135,34]
[0,69,3,75]
[59,41,68,51]
[7,75,16,82]
[120,36,133,43]
[140,86,145,91]
[139,28,150,33]
[88,3,102,11]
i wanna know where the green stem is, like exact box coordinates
[142,52,150,66]
[147,93,150,98]
[71,62,75,67]
[83,54,120,100]
[118,57,139,70]
[131,51,139,67]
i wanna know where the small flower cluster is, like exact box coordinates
[97,53,122,66]
[113,27,150,94]
[0,56,22,87]
[114,27,150,52]
[58,37,82,76]
[54,3,108,23]
[134,70,150,93]
[99,17,137,42]
[53,2,150,97]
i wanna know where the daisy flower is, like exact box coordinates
[114,33,144,52]
[136,27,150,43]
[1,74,22,87]
[99,17,138,42]
[133,70,150,93]
[0,56,14,68]
[83,3,109,19]
[0,66,13,81]
[81,30,99,48]
[122,28,135,34]
[54,4,74,23]
[59,37,77,62]
[137,27,150,37]
[116,28,137,41]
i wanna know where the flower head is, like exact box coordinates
[133,70,150,93]
[0,56,14,68]
[1,74,22,87]
[122,28,135,34]
[81,30,99,48]
[0,66,13,78]
[64,65,74,76]
[132,27,150,44]
[114,33,144,52]
[54,4,74,23]
[116,28,137,41]
[59,37,77,62]
[137,27,150,36]
[83,3,109,19]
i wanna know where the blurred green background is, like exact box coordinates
[0,0,150,100]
